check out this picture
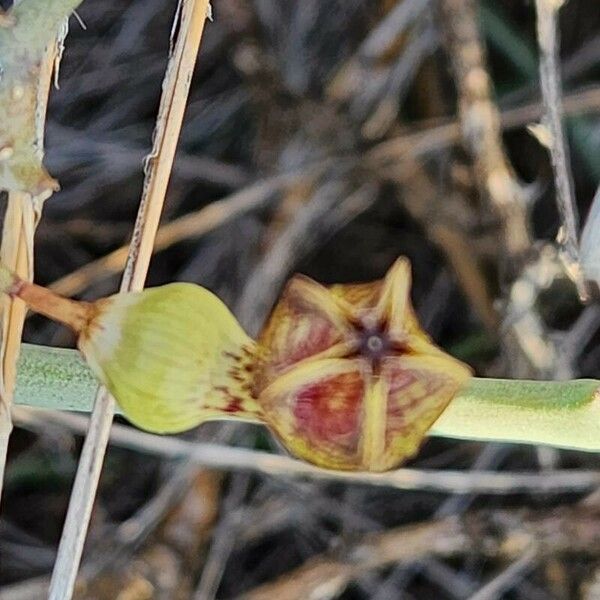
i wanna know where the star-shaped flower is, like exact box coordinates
[0,256,471,472]
[255,257,472,471]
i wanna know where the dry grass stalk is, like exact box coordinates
[49,172,299,296]
[45,86,600,299]
[438,0,568,383]
[440,0,531,259]
[468,547,538,600]
[48,2,212,598]
[14,407,600,497]
[238,517,468,600]
[396,158,500,331]
[504,245,569,379]
[368,85,600,167]
[236,178,377,332]
[238,505,600,600]
[80,470,222,599]
[0,44,58,500]
[429,223,500,331]
[534,0,587,299]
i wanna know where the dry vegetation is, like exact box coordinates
[1,0,600,598]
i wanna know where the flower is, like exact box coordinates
[254,258,472,471]
[0,257,471,472]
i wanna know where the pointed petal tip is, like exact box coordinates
[386,256,412,282]
[284,272,328,300]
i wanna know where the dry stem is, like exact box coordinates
[49,172,302,296]
[45,86,600,298]
[440,0,531,259]
[534,0,586,298]
[237,505,600,600]
[14,407,600,497]
[0,43,57,502]
[48,2,211,598]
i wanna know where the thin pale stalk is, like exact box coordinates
[48,2,211,599]
[0,199,30,489]
[467,546,537,600]
[12,400,600,496]
[534,0,584,296]
[0,41,57,502]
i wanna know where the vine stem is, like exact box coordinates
[432,377,600,451]
[12,343,600,455]
[0,22,66,503]
[47,2,211,599]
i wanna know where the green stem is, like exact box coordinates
[432,378,600,452]
[14,344,600,452]
[15,344,102,413]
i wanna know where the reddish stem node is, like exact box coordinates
[0,263,91,334]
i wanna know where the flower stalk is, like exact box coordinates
[13,342,600,453]
[432,377,600,451]
[3,257,600,468]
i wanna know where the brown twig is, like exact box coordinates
[193,473,251,599]
[395,158,500,332]
[534,0,586,299]
[238,517,468,600]
[236,177,377,333]
[49,172,304,297]
[47,2,212,598]
[503,244,568,379]
[80,468,222,600]
[440,0,531,260]
[368,85,600,168]
[237,506,600,600]
[42,86,600,299]
[13,408,600,497]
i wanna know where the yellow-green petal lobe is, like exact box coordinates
[78,283,261,433]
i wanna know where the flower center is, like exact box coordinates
[366,334,384,354]
[357,324,390,364]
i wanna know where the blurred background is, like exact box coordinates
[1,0,600,597]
